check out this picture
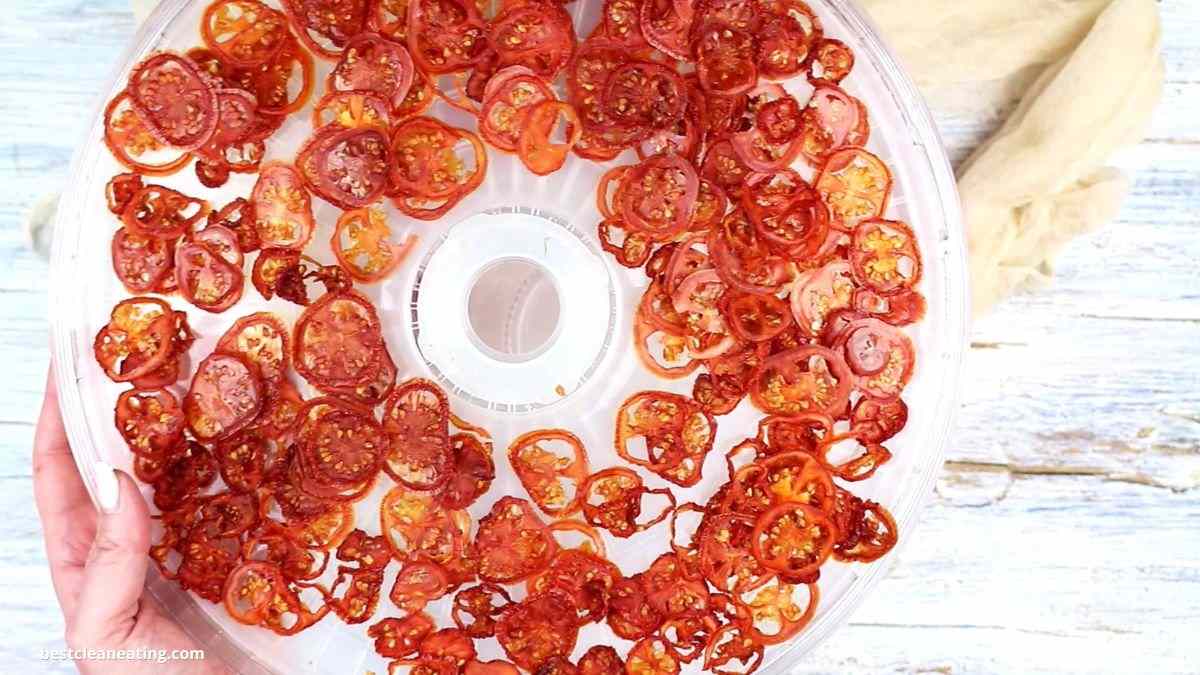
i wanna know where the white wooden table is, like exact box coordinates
[1,2,1196,673]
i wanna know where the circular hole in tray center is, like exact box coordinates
[467,257,562,363]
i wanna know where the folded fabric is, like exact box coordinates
[865,0,1163,316]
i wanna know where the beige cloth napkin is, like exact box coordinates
[863,0,1164,315]
[39,0,1165,319]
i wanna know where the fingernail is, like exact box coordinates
[94,461,120,514]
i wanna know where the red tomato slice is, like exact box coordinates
[252,163,316,249]
[126,52,219,151]
[185,352,264,442]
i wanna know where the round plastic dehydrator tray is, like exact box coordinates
[49,1,968,673]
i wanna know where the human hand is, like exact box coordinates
[33,370,230,674]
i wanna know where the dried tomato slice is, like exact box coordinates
[202,0,290,67]
[223,561,285,625]
[599,219,654,270]
[850,395,908,443]
[619,153,700,241]
[126,52,219,151]
[115,388,185,457]
[215,431,270,493]
[508,429,590,518]
[811,37,854,84]
[382,378,453,490]
[479,69,555,152]
[790,260,855,336]
[518,101,582,176]
[756,11,818,81]
[122,185,209,240]
[724,293,792,343]
[406,0,488,74]
[380,484,471,565]
[473,497,557,583]
[581,468,675,538]
[600,62,688,133]
[390,561,452,612]
[439,433,495,509]
[830,487,898,562]
[103,92,192,176]
[111,228,174,294]
[815,147,891,231]
[252,163,316,249]
[694,24,757,97]
[578,646,624,675]
[489,1,576,77]
[627,636,681,675]
[389,116,487,200]
[452,583,511,638]
[849,218,922,296]
[748,346,852,417]
[185,352,264,442]
[836,317,915,398]
[494,591,579,671]
[93,298,175,383]
[295,398,386,494]
[527,548,620,625]
[216,312,290,385]
[312,90,392,130]
[227,38,315,115]
[329,32,415,109]
[208,197,260,252]
[280,0,370,59]
[734,576,818,645]
[175,239,244,313]
[614,391,716,487]
[370,612,435,659]
[749,502,836,578]
[293,290,390,391]
[297,126,391,209]
[331,207,415,283]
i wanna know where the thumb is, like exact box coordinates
[66,464,151,649]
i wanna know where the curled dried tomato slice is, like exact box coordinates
[223,561,285,625]
[122,185,209,240]
[280,0,370,59]
[126,52,219,151]
[252,163,316,249]
[202,0,290,67]
[297,126,391,209]
[115,388,185,457]
[615,391,716,487]
[748,346,852,417]
[208,197,260,252]
[452,583,511,638]
[473,497,557,584]
[251,248,300,300]
[331,207,415,283]
[850,395,908,443]
[518,101,582,176]
[93,298,175,383]
[329,32,415,109]
[627,636,681,675]
[152,441,218,511]
[111,228,174,294]
[175,239,244,313]
[508,429,590,518]
[830,487,898,562]
[436,432,494,509]
[103,92,192,176]
[735,576,818,645]
[494,591,579,671]
[836,317,915,398]
[294,290,390,391]
[581,468,675,538]
[702,622,763,675]
[600,219,654,270]
[619,153,700,241]
[382,378,453,489]
[227,37,315,115]
[370,612,435,659]
[750,502,836,578]
[489,1,576,77]
[406,0,488,74]
[185,352,264,442]
[527,548,620,625]
[815,147,891,231]
[479,69,555,152]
